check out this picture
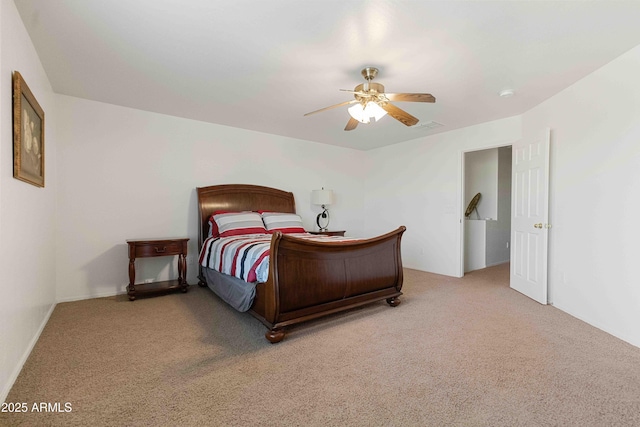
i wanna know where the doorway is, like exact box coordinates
[461,145,512,276]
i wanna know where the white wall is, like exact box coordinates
[362,116,522,277]
[464,220,487,272]
[54,95,367,302]
[465,148,498,220]
[522,44,640,347]
[0,0,57,402]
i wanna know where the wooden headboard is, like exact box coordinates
[196,184,296,248]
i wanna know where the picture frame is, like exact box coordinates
[13,71,45,187]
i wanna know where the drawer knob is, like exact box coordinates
[155,246,167,253]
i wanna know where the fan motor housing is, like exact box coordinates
[354,82,385,102]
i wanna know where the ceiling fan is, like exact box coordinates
[304,67,436,131]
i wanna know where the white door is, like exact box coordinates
[510,129,550,304]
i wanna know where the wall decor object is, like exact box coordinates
[13,71,45,187]
[465,192,481,219]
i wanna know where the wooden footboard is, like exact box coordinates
[249,226,406,343]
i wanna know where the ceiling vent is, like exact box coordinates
[412,121,443,130]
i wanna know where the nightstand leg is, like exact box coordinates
[128,259,136,301]
[178,253,188,292]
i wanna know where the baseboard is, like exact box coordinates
[552,302,640,350]
[56,284,196,303]
[56,289,128,303]
[1,302,56,404]
[486,260,509,268]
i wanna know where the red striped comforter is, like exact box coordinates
[199,233,357,283]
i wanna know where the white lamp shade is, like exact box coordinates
[348,102,387,124]
[311,189,333,206]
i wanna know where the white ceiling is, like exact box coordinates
[14,0,640,151]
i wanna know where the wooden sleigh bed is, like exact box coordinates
[196,184,406,343]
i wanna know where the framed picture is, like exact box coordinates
[13,71,45,187]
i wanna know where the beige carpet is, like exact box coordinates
[2,264,640,426]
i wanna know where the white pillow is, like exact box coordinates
[213,211,267,237]
[261,212,306,234]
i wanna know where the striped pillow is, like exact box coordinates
[208,210,234,237]
[261,212,306,234]
[213,211,267,237]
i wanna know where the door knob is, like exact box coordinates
[534,223,543,229]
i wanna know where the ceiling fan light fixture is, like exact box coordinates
[348,101,387,124]
[304,67,434,131]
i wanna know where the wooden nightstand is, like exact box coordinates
[308,230,346,237]
[126,238,189,301]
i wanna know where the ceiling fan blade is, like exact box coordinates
[339,89,367,95]
[385,93,436,103]
[380,102,419,127]
[304,100,358,116]
[344,117,359,131]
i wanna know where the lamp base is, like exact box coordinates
[316,208,330,231]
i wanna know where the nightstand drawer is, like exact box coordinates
[127,239,188,259]
[134,241,182,257]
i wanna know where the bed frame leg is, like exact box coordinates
[197,267,207,287]
[265,328,285,343]
[386,297,401,307]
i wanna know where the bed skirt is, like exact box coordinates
[201,267,257,312]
